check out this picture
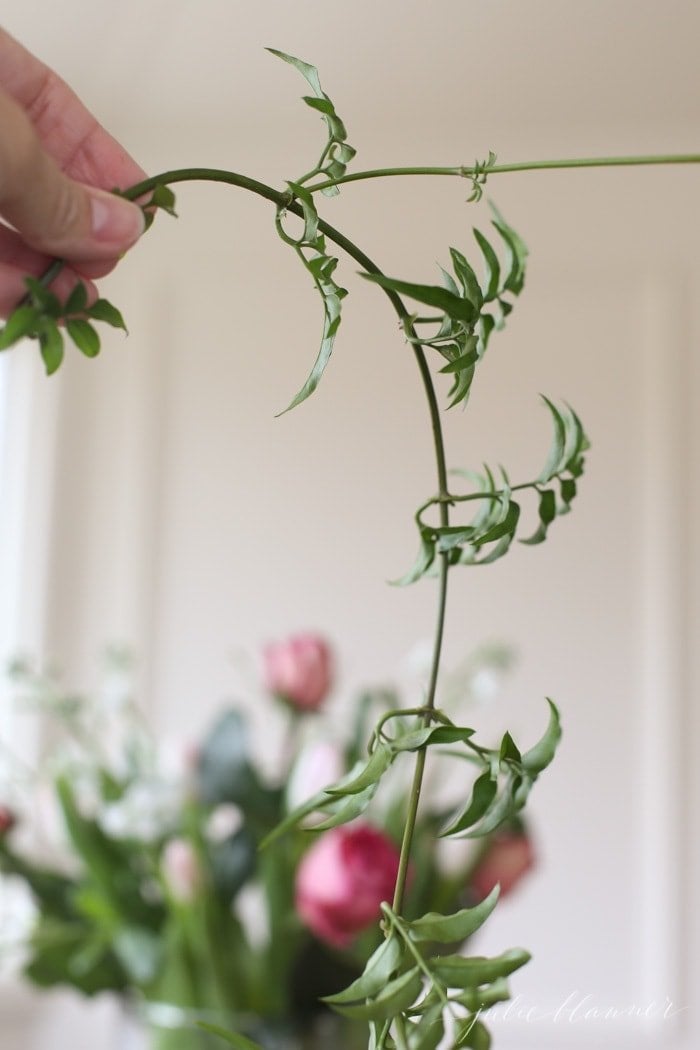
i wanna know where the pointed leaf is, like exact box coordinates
[87,298,128,331]
[39,325,64,375]
[408,886,500,944]
[520,488,556,546]
[521,699,562,775]
[429,947,531,988]
[323,936,403,1004]
[537,397,567,483]
[473,229,501,302]
[456,1018,492,1050]
[0,305,40,349]
[325,744,393,796]
[311,780,378,829]
[449,248,484,311]
[329,965,422,1020]
[361,272,477,323]
[440,772,498,837]
[391,534,436,587]
[66,319,101,358]
[64,282,88,316]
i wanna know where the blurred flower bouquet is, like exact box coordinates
[0,637,533,1049]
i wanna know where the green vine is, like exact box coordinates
[1,46,698,1050]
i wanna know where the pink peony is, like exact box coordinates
[295,824,401,947]
[468,830,535,901]
[263,634,332,712]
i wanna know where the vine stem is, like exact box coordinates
[310,152,700,192]
[115,167,451,920]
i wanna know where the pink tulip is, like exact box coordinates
[295,824,401,947]
[468,830,535,900]
[263,634,332,712]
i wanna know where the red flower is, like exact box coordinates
[295,824,401,947]
[469,829,535,900]
[264,634,332,712]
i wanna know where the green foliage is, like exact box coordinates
[0,275,127,374]
[363,205,528,411]
[396,397,590,584]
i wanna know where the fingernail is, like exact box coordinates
[89,190,145,247]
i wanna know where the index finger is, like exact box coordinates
[0,26,146,192]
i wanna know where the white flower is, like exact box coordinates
[286,740,344,812]
[205,803,243,843]
[98,779,183,842]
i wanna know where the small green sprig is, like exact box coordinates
[0,277,126,375]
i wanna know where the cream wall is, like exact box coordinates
[1,2,699,1048]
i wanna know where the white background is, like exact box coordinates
[0,2,698,1048]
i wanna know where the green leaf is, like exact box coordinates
[149,183,178,217]
[311,779,379,830]
[267,48,325,99]
[473,229,501,302]
[440,771,498,837]
[438,344,480,375]
[456,1017,492,1050]
[520,488,556,546]
[405,1006,445,1050]
[407,885,500,943]
[521,699,562,775]
[537,397,567,483]
[64,282,88,315]
[391,533,436,587]
[490,203,528,296]
[361,272,477,323]
[196,1023,264,1049]
[390,724,475,753]
[87,299,128,331]
[329,965,423,1020]
[278,236,347,414]
[456,977,511,1012]
[466,775,526,838]
[429,947,531,987]
[473,500,520,547]
[325,743,393,796]
[499,731,522,764]
[66,319,101,358]
[0,304,40,349]
[449,248,484,311]
[39,324,64,375]
[323,935,403,1005]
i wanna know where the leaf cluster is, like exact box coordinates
[264,697,561,848]
[0,278,126,375]
[269,50,358,413]
[398,397,589,584]
[321,891,528,1049]
[364,205,528,410]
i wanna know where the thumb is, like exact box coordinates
[0,90,144,261]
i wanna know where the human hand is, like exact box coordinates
[0,28,146,318]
